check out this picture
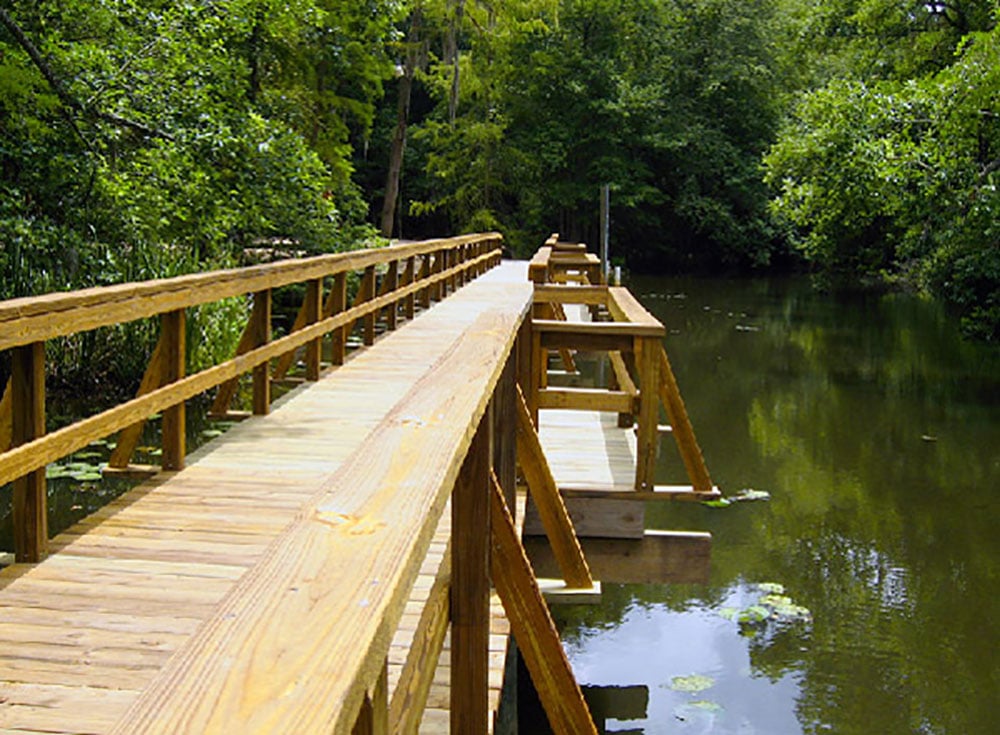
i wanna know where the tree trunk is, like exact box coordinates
[381,7,423,238]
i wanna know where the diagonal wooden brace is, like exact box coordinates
[515,385,593,589]
[490,472,597,735]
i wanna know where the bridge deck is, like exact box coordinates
[0,262,531,734]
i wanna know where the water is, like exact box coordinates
[552,275,1000,734]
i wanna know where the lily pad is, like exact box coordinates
[738,605,771,624]
[687,700,725,713]
[668,674,715,693]
[200,429,225,438]
[757,582,785,595]
[718,606,740,621]
[702,487,771,507]
[759,593,811,621]
[73,451,103,460]
[46,466,73,480]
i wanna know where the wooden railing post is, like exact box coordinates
[161,309,186,471]
[12,341,47,562]
[634,336,660,490]
[385,260,399,332]
[451,415,491,733]
[402,256,417,320]
[329,273,347,366]
[351,660,388,735]
[362,265,377,346]
[251,289,271,416]
[304,278,322,381]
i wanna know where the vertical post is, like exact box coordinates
[330,273,347,366]
[451,415,491,733]
[362,265,377,346]
[12,342,46,563]
[161,310,186,471]
[493,353,518,515]
[529,319,542,426]
[635,336,660,490]
[600,184,610,285]
[385,260,399,332]
[351,660,389,735]
[403,256,416,320]
[252,289,271,416]
[303,278,322,381]
[418,256,431,309]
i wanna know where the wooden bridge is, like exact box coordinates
[0,233,716,733]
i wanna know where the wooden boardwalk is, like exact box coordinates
[0,233,715,733]
[0,262,531,734]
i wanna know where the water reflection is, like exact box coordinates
[554,275,999,734]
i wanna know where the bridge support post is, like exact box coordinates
[252,289,271,415]
[330,273,347,366]
[451,413,492,733]
[12,341,46,563]
[304,278,322,381]
[161,309,186,470]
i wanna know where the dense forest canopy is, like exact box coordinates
[1,0,998,341]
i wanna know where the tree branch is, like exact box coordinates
[0,7,173,142]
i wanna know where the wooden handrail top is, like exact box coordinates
[607,287,662,330]
[533,284,609,306]
[0,233,500,351]
[534,318,665,339]
[112,283,532,734]
[0,248,501,488]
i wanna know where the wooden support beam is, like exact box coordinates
[537,387,634,414]
[208,304,258,418]
[304,278,322,381]
[608,351,637,428]
[658,346,713,493]
[389,542,451,734]
[251,290,271,416]
[0,377,14,452]
[525,530,711,585]
[385,261,399,332]
[418,256,432,309]
[402,257,416,321]
[362,266,377,346]
[515,388,592,589]
[450,418,491,734]
[523,496,644,539]
[489,475,597,735]
[160,309,186,471]
[536,326,635,354]
[109,338,165,469]
[329,273,348,366]
[351,662,388,735]
[272,298,309,382]
[12,342,46,563]
[634,337,660,490]
[532,285,609,307]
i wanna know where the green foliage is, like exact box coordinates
[766,17,1000,339]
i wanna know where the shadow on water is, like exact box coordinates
[549,275,1000,734]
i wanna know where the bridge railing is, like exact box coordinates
[0,233,502,562]
[106,258,597,734]
[527,236,717,497]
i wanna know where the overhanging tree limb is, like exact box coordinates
[0,7,173,142]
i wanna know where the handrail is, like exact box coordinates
[527,237,715,495]
[0,234,500,351]
[0,233,503,562]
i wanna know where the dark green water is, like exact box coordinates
[553,275,1000,734]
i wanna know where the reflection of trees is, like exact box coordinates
[625,275,1000,733]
